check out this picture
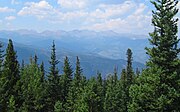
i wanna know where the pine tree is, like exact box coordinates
[47,41,60,111]
[96,72,104,112]
[54,101,63,112]
[0,42,4,75]
[34,54,38,65]
[7,95,16,112]
[21,60,25,70]
[129,0,180,111]
[104,74,121,112]
[0,39,19,111]
[126,48,134,85]
[61,56,73,107]
[78,78,100,112]
[120,69,128,112]
[40,62,45,83]
[19,60,45,111]
[145,0,180,110]
[66,56,84,112]
[49,41,59,80]
[74,56,83,88]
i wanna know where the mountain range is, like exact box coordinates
[0,30,150,77]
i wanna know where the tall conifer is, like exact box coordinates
[0,39,19,111]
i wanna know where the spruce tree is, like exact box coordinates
[96,72,104,112]
[0,42,4,110]
[74,56,83,88]
[33,54,38,65]
[61,56,73,105]
[0,42,4,75]
[145,0,180,110]
[104,74,121,112]
[0,39,19,111]
[113,66,118,84]
[40,62,45,83]
[120,69,128,112]
[129,0,180,111]
[66,56,84,112]
[19,59,45,111]
[126,48,134,85]
[48,40,59,80]
[47,41,60,111]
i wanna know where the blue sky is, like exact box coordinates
[0,0,179,35]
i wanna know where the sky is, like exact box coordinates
[0,0,179,35]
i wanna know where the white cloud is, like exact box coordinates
[57,0,87,9]
[0,7,15,13]
[18,1,88,21]
[82,2,152,34]
[18,0,152,35]
[18,1,55,19]
[90,1,135,19]
[5,16,16,21]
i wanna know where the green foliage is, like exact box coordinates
[104,74,121,112]
[19,60,45,111]
[60,56,73,103]
[47,41,61,111]
[126,48,134,85]
[130,0,180,111]
[128,67,161,111]
[0,39,19,111]
[7,95,16,112]
[0,42,4,74]
[54,101,63,112]
[0,2,179,109]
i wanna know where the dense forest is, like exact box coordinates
[0,0,180,111]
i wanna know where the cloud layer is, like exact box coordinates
[0,0,179,35]
[0,7,15,12]
[16,0,153,34]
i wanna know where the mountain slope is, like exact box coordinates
[0,38,145,78]
[0,30,150,63]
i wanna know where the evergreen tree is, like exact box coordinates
[104,74,121,112]
[146,0,180,110]
[7,95,16,112]
[0,42,4,75]
[128,67,162,112]
[77,78,100,112]
[96,72,104,112]
[61,56,73,108]
[0,39,19,111]
[47,41,60,111]
[40,62,45,83]
[48,41,59,78]
[120,69,128,112]
[21,60,25,70]
[74,56,83,88]
[130,0,180,111]
[54,101,63,112]
[19,60,45,111]
[66,56,84,112]
[126,48,134,85]
[113,66,118,84]
[34,54,38,65]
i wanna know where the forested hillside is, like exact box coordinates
[0,0,180,112]
[0,39,145,78]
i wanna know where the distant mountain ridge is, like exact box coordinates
[0,38,144,78]
[0,29,151,77]
[0,29,150,62]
